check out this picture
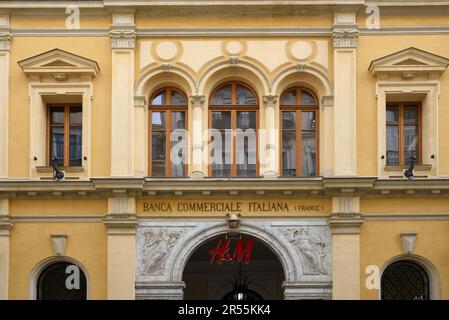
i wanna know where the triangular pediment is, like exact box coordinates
[18,48,100,78]
[369,47,449,78]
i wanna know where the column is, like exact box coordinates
[110,13,136,176]
[329,196,364,300]
[262,95,278,177]
[134,96,147,177]
[0,15,10,178]
[189,95,206,178]
[332,13,359,176]
[0,199,12,300]
[103,197,138,300]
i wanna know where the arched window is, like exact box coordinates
[149,87,187,177]
[209,82,259,177]
[280,87,318,177]
[37,262,87,300]
[381,260,430,300]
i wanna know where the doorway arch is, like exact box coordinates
[183,234,285,300]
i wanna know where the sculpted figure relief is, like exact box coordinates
[141,229,182,275]
[282,227,329,275]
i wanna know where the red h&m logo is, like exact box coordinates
[209,238,254,265]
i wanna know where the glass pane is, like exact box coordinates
[50,107,65,125]
[152,112,166,130]
[171,90,186,105]
[404,106,418,122]
[404,125,418,165]
[282,131,296,176]
[151,91,165,105]
[386,106,399,122]
[282,90,296,105]
[386,125,399,166]
[282,112,296,129]
[236,85,257,105]
[236,128,257,177]
[170,129,186,177]
[212,85,232,105]
[237,111,256,129]
[151,132,166,176]
[302,131,316,176]
[69,127,82,166]
[211,112,231,129]
[69,107,82,125]
[211,130,231,177]
[301,90,317,105]
[302,111,316,130]
[171,112,186,129]
[50,127,65,166]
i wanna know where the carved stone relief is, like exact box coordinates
[279,226,331,275]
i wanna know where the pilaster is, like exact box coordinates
[332,13,358,176]
[189,95,206,178]
[329,196,364,300]
[110,12,136,176]
[134,96,147,177]
[0,199,12,300]
[0,14,10,178]
[104,197,138,300]
[262,95,278,178]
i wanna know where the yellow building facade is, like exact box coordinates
[0,0,449,300]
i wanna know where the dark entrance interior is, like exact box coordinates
[183,235,284,300]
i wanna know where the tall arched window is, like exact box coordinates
[149,87,187,177]
[37,262,87,300]
[280,87,319,177]
[381,260,430,300]
[209,82,258,177]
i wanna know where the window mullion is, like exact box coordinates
[166,110,172,177]
[64,105,70,167]
[297,110,302,177]
[399,104,404,166]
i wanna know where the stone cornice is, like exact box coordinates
[109,25,136,50]
[2,177,449,198]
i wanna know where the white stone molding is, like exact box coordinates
[109,13,136,50]
[50,234,68,256]
[18,48,98,179]
[380,254,440,300]
[262,95,279,178]
[370,48,449,178]
[136,221,332,300]
[189,95,206,178]
[0,15,10,178]
[0,198,11,299]
[28,256,90,300]
[400,232,418,254]
[25,82,93,179]
[332,12,359,49]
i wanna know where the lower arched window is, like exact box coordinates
[37,262,87,300]
[381,260,430,300]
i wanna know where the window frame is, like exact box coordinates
[279,86,320,177]
[148,87,188,177]
[385,102,422,166]
[208,81,260,177]
[46,104,83,168]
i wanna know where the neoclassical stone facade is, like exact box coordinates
[0,0,449,300]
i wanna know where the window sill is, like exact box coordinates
[35,166,85,174]
[384,164,432,172]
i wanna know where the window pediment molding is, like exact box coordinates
[18,48,100,80]
[369,47,449,80]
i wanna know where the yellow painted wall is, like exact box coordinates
[9,222,107,299]
[10,199,107,215]
[11,17,111,28]
[361,198,449,214]
[357,35,449,176]
[8,36,112,177]
[360,221,449,300]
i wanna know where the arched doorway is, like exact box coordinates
[381,260,430,300]
[183,234,284,300]
[36,261,87,300]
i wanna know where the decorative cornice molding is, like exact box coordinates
[134,96,147,109]
[0,30,11,52]
[109,25,136,50]
[262,95,278,108]
[332,24,359,49]
[189,95,205,108]
[103,213,139,235]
